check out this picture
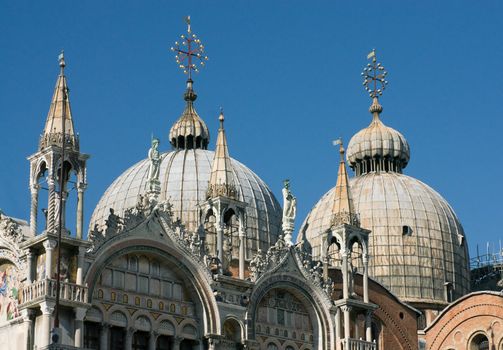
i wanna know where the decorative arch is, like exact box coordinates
[247,271,334,349]
[84,233,220,337]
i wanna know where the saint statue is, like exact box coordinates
[282,179,296,223]
[282,179,296,244]
[147,138,161,182]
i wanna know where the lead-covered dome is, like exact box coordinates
[300,93,470,308]
[90,149,282,256]
[300,172,470,306]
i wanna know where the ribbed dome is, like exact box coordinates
[346,98,410,175]
[299,172,470,306]
[90,149,282,256]
[169,79,210,150]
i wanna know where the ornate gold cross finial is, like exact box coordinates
[170,16,208,79]
[362,49,388,98]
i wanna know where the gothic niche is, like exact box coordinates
[0,261,21,322]
[89,253,201,349]
[255,289,314,350]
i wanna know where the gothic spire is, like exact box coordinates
[332,139,359,227]
[39,51,78,151]
[206,109,237,200]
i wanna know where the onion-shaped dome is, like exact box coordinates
[300,94,470,308]
[89,149,282,256]
[169,79,210,150]
[346,98,410,175]
[299,172,470,307]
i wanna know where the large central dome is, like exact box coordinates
[90,79,282,257]
[90,150,282,256]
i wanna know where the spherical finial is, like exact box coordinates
[369,97,383,115]
[58,50,66,69]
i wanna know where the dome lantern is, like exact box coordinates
[169,17,210,150]
[346,50,410,176]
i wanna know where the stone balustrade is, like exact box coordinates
[343,338,376,350]
[21,278,88,306]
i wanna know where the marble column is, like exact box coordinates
[76,183,86,239]
[21,309,34,350]
[172,336,182,350]
[100,323,110,350]
[74,307,87,347]
[126,327,134,350]
[30,184,40,236]
[341,248,349,300]
[335,307,341,350]
[216,221,223,263]
[43,239,57,280]
[26,249,34,283]
[363,253,369,304]
[365,310,373,342]
[342,305,351,340]
[47,176,56,232]
[76,246,86,285]
[148,331,157,350]
[39,301,55,348]
[238,225,245,279]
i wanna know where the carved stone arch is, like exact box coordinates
[179,319,199,340]
[467,331,490,350]
[347,231,367,253]
[84,236,220,336]
[85,305,104,323]
[247,273,334,349]
[155,316,177,336]
[107,308,129,328]
[134,313,153,332]
[223,315,244,342]
[34,158,48,181]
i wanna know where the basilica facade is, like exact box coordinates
[0,26,502,350]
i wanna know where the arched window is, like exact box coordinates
[470,333,489,350]
[267,343,278,350]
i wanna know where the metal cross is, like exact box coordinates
[362,49,388,98]
[170,16,208,79]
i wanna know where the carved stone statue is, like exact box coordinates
[282,179,296,245]
[249,249,265,281]
[147,138,161,182]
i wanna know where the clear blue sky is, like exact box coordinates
[1,1,502,260]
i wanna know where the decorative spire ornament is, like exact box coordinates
[362,49,388,99]
[170,16,209,80]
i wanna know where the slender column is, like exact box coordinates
[365,310,372,342]
[100,323,110,350]
[207,337,218,350]
[238,223,245,279]
[363,253,369,303]
[76,183,86,239]
[43,239,57,279]
[148,331,157,350]
[26,250,34,283]
[172,336,183,350]
[126,327,134,350]
[76,246,86,285]
[74,307,87,347]
[335,308,341,350]
[342,305,351,340]
[30,184,40,236]
[216,220,223,263]
[341,248,349,299]
[322,232,329,280]
[47,176,56,232]
[39,301,55,348]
